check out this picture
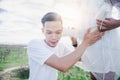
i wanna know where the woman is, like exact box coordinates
[76,0,120,80]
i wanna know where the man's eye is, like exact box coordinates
[56,32,61,34]
[47,32,52,34]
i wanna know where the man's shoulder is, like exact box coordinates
[57,42,65,47]
[28,39,43,46]
[29,39,41,43]
[57,42,71,49]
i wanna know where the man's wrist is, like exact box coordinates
[81,41,89,48]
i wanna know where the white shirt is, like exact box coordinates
[27,39,72,80]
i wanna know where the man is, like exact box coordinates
[27,12,104,80]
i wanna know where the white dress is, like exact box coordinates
[75,0,120,74]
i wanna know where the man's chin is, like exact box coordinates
[49,44,57,47]
[49,42,58,47]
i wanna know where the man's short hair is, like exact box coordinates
[41,12,62,26]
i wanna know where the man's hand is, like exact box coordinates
[97,18,120,32]
[83,28,104,46]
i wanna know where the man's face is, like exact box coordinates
[42,21,63,47]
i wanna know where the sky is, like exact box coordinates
[0,0,119,45]
[0,0,82,44]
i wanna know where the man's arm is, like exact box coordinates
[97,18,120,32]
[45,29,104,72]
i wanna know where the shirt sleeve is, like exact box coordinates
[27,40,54,65]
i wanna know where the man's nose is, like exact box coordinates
[51,34,57,39]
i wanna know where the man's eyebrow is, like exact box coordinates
[46,30,51,32]
[57,30,62,31]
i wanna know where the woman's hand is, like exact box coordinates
[97,18,120,32]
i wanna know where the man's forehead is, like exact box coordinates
[44,21,63,29]
[45,27,63,31]
[45,21,62,25]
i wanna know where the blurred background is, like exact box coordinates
[0,0,119,80]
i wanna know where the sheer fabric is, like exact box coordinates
[75,0,120,74]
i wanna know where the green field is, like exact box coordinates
[0,47,28,71]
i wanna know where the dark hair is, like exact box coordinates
[41,12,62,26]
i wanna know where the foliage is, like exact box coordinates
[0,48,10,63]
[118,77,120,80]
[12,68,29,79]
[57,66,91,80]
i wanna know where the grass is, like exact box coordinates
[0,47,28,71]
[58,66,91,80]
